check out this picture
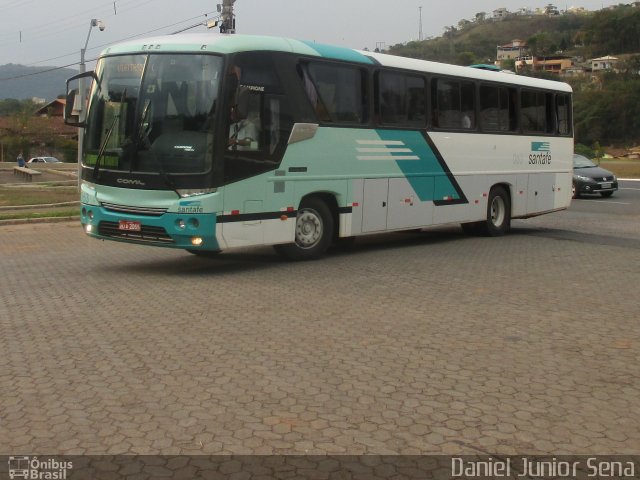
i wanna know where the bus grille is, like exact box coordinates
[98,221,174,244]
[101,202,168,216]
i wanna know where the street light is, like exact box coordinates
[77,19,105,187]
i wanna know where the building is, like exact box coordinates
[566,6,588,14]
[516,55,573,74]
[34,99,66,117]
[590,55,619,72]
[514,7,533,15]
[496,40,528,67]
[492,8,510,19]
[562,65,587,77]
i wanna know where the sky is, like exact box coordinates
[0,0,624,70]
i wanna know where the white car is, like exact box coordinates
[27,156,61,163]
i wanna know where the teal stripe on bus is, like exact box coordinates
[301,41,374,64]
[376,130,467,204]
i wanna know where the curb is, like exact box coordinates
[0,201,80,212]
[0,216,79,226]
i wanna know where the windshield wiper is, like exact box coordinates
[92,114,119,181]
[93,88,126,181]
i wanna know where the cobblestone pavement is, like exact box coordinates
[0,202,639,455]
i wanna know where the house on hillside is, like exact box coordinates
[544,4,560,15]
[516,55,573,74]
[496,40,528,67]
[34,99,66,117]
[514,7,533,16]
[562,65,588,77]
[493,8,510,19]
[566,6,588,14]
[591,55,619,72]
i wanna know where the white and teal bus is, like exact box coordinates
[66,34,573,260]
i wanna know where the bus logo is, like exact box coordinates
[530,142,552,165]
[8,456,29,479]
[8,456,73,479]
[531,142,551,152]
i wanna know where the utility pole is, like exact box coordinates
[419,6,423,41]
[219,0,236,34]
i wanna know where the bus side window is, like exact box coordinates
[375,71,426,127]
[521,89,547,133]
[304,62,367,124]
[556,94,571,135]
[432,78,475,130]
[298,64,331,122]
[480,85,517,133]
[545,92,556,134]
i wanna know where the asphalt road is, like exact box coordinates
[0,181,638,456]
[572,179,640,216]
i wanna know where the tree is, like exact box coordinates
[502,59,516,71]
[527,32,553,56]
[475,12,487,23]
[456,52,477,66]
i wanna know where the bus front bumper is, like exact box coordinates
[80,204,220,251]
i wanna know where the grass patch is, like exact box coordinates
[0,208,78,221]
[598,159,640,178]
[0,186,78,207]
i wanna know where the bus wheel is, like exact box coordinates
[274,198,334,260]
[480,186,511,236]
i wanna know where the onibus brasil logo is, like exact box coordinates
[8,456,72,479]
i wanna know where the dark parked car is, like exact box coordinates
[573,154,618,198]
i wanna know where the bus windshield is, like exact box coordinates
[84,53,223,175]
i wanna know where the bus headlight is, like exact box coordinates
[191,237,203,246]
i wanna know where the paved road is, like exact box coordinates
[1,183,639,455]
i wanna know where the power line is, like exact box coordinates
[0,11,219,82]
[0,0,195,48]
[0,0,153,46]
[18,10,219,68]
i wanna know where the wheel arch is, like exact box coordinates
[491,182,514,215]
[299,191,339,238]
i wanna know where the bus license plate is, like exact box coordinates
[600,182,612,189]
[119,220,141,231]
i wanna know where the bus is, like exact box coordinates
[65,34,573,260]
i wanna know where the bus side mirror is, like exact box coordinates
[64,70,98,127]
[64,87,82,127]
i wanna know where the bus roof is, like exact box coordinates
[102,34,572,93]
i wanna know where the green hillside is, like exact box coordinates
[389,5,640,65]
[0,64,78,101]
[388,5,640,147]
[390,15,586,65]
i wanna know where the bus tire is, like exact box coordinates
[274,198,334,261]
[479,186,511,236]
